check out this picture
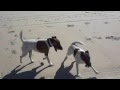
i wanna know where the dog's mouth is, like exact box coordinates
[85,63,91,68]
[85,64,90,68]
[54,46,63,52]
[58,46,63,50]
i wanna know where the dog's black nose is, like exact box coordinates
[61,46,63,50]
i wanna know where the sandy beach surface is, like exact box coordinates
[1,11,120,79]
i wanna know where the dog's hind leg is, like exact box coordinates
[29,50,34,63]
[20,52,28,63]
[64,49,70,61]
[64,46,73,60]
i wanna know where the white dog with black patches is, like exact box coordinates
[64,41,98,77]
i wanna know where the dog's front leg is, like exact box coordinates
[29,50,34,63]
[91,66,99,74]
[76,63,81,77]
[45,53,53,66]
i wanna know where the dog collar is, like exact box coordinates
[47,39,53,47]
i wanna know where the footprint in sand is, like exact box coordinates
[93,36,102,39]
[11,50,17,55]
[10,41,15,46]
[105,36,120,41]
[67,24,74,27]
[14,34,18,37]
[8,31,15,34]
[85,37,92,41]
[28,29,31,32]
[84,22,90,25]
[104,22,109,24]
[4,48,9,50]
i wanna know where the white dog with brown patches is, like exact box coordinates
[64,41,99,77]
[20,31,63,66]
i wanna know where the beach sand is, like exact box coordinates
[1,11,120,79]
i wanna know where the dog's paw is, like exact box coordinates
[75,74,82,77]
[31,60,34,63]
[95,71,99,74]
[75,74,83,79]
[49,63,54,66]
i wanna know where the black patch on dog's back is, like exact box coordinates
[36,41,49,53]
[73,49,79,57]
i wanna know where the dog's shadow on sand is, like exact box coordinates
[3,62,51,79]
[54,58,97,79]
[54,58,76,79]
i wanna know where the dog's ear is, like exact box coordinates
[53,46,57,52]
[52,36,57,38]
[85,50,89,55]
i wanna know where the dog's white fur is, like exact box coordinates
[65,41,98,77]
[20,31,53,65]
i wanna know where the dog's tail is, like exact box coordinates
[71,41,85,46]
[20,31,24,43]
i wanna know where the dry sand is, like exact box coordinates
[1,11,120,79]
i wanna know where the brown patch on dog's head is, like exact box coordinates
[50,36,63,52]
[80,50,91,67]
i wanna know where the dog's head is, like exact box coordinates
[50,36,63,52]
[80,50,91,67]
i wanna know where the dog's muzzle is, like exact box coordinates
[54,46,63,52]
[59,46,63,50]
[85,63,91,68]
